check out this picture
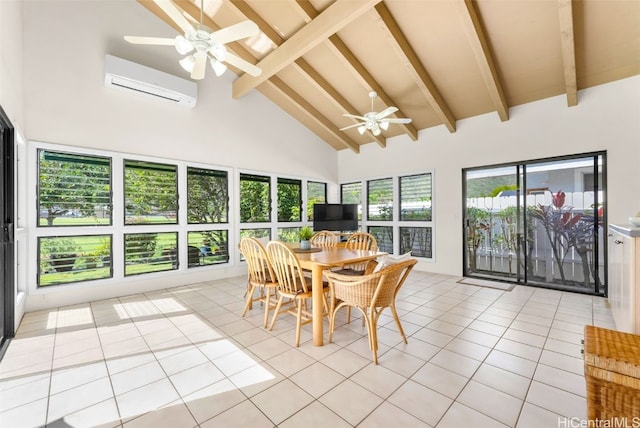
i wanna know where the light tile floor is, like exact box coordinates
[0,271,616,427]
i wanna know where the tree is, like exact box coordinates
[39,151,111,226]
[187,171,228,223]
[240,178,270,223]
[277,180,301,222]
[465,207,491,272]
[124,162,177,222]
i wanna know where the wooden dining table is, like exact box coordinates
[293,246,386,346]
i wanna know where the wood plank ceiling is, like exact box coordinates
[136,0,640,153]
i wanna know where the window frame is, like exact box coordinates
[341,171,434,261]
[123,159,178,226]
[37,149,113,228]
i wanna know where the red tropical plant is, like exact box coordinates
[529,190,600,286]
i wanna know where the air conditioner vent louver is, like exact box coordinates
[104,54,197,108]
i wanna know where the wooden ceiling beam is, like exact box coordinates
[558,0,578,107]
[294,59,386,148]
[458,0,509,121]
[269,76,361,153]
[232,0,383,99]
[296,1,418,141]
[228,0,384,148]
[373,3,456,133]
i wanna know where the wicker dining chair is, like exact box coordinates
[335,231,378,275]
[239,237,279,328]
[325,258,417,364]
[310,230,338,248]
[266,240,330,347]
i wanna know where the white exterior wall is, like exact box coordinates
[338,76,640,276]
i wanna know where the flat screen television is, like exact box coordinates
[313,203,358,232]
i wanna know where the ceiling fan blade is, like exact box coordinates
[191,53,207,80]
[124,36,176,46]
[153,0,194,34]
[221,52,262,77]
[339,123,364,131]
[375,106,398,120]
[210,20,260,45]
[380,118,413,124]
[343,113,367,121]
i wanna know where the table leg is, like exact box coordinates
[312,265,324,346]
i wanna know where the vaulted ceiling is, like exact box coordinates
[135,0,640,153]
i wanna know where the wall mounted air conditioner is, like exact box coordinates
[104,54,197,108]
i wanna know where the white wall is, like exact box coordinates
[22,0,337,180]
[338,76,640,276]
[0,0,23,127]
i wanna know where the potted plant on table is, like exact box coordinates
[299,226,314,250]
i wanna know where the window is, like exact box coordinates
[341,182,362,220]
[124,232,178,276]
[277,178,301,222]
[400,173,432,221]
[342,172,434,260]
[38,150,112,227]
[187,167,228,224]
[307,181,326,220]
[400,226,432,258]
[187,231,229,267]
[124,160,177,225]
[240,173,271,223]
[398,173,433,258]
[277,227,300,243]
[583,172,603,192]
[368,178,393,221]
[38,235,112,286]
[368,226,393,253]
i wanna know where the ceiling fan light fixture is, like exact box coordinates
[210,44,227,61]
[179,55,196,73]
[357,125,367,135]
[175,35,193,55]
[372,127,381,136]
[379,121,390,131]
[210,58,227,76]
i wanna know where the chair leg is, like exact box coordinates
[268,295,284,331]
[366,309,379,364]
[262,287,272,328]
[242,284,257,317]
[295,299,303,347]
[390,303,408,343]
[328,309,335,343]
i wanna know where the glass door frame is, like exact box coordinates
[462,151,607,296]
[0,105,15,361]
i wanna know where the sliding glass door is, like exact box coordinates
[463,152,606,295]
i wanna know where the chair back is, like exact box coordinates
[342,232,378,272]
[310,230,338,248]
[239,237,275,286]
[266,241,309,296]
[345,232,378,251]
[326,258,416,309]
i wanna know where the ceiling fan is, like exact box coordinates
[340,91,412,136]
[124,0,262,80]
